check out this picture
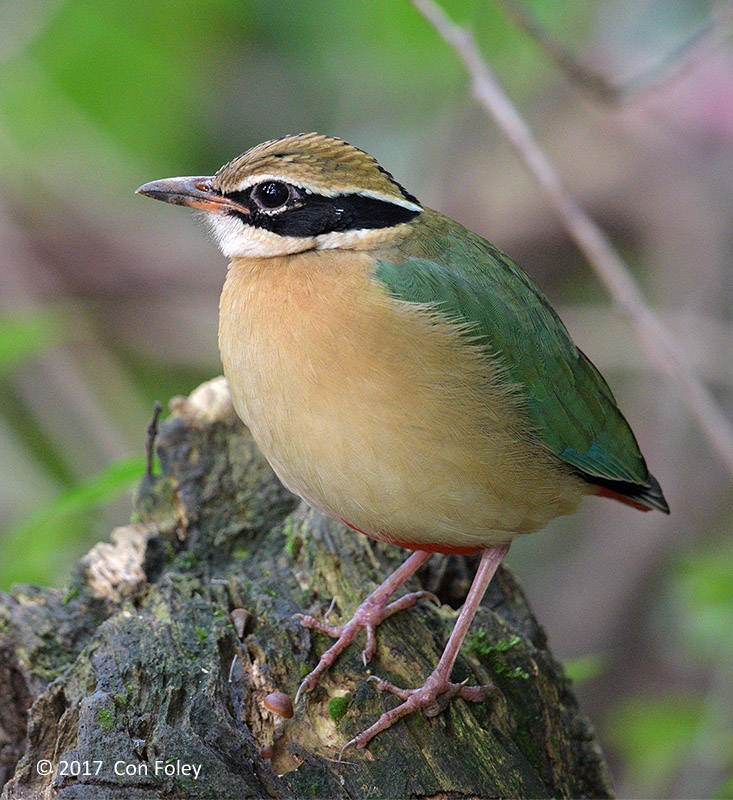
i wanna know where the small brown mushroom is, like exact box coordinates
[230,608,251,639]
[259,745,274,760]
[263,691,293,719]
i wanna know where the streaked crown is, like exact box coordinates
[214,132,421,210]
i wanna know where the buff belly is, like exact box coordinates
[218,250,586,551]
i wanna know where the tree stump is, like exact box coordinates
[0,378,613,799]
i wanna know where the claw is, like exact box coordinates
[294,677,312,706]
[423,591,441,607]
[362,624,377,665]
[338,737,359,760]
[323,596,338,623]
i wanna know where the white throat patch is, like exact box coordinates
[203,212,405,258]
[203,213,316,258]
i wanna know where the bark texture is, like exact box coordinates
[0,378,613,799]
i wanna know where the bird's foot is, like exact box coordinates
[339,673,501,757]
[294,589,438,704]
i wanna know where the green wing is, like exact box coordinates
[375,211,649,486]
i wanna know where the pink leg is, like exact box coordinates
[295,550,435,704]
[341,543,510,755]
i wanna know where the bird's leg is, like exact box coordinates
[295,550,435,703]
[340,543,510,755]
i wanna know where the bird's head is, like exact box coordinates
[136,133,423,258]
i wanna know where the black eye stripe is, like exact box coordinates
[221,186,420,237]
[223,188,253,206]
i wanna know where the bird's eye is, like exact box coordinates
[252,181,291,210]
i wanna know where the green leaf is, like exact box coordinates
[606,695,702,796]
[563,653,607,685]
[1,455,146,589]
[670,540,733,659]
[0,311,60,374]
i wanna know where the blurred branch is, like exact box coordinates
[411,0,733,478]
[493,0,732,103]
[557,306,733,389]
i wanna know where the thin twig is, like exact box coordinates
[494,0,732,104]
[411,0,733,477]
[145,401,163,478]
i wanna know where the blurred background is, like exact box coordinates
[1,0,730,796]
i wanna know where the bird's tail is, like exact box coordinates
[591,471,670,514]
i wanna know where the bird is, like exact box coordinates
[136,132,669,752]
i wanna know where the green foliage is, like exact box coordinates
[672,540,733,658]
[0,311,60,375]
[563,653,607,685]
[606,537,733,796]
[62,586,80,604]
[1,455,145,589]
[714,773,733,800]
[607,695,702,797]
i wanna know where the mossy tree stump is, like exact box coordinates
[0,378,612,799]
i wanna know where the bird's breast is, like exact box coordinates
[218,249,583,547]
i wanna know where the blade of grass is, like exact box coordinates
[0,454,146,588]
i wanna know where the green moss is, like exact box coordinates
[463,630,529,679]
[464,630,521,657]
[497,664,530,680]
[175,551,197,571]
[150,598,172,624]
[194,626,207,642]
[328,694,350,723]
[283,518,301,557]
[97,707,114,729]
[62,586,80,604]
[28,664,65,680]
